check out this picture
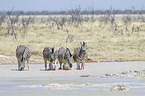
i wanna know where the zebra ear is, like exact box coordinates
[82,42,87,46]
[52,47,55,53]
[80,42,82,45]
[70,53,73,57]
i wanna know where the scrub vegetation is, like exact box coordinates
[0,8,145,64]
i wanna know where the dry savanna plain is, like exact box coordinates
[0,14,145,64]
[0,14,145,96]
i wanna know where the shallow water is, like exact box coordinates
[0,61,145,96]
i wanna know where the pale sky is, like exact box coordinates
[0,0,145,11]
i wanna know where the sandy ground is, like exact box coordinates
[0,61,145,96]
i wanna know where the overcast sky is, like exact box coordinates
[0,0,145,11]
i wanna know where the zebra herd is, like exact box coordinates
[16,42,87,71]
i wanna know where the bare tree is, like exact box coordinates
[132,24,140,34]
[63,28,73,43]
[53,17,66,30]
[21,17,31,37]
[139,9,145,22]
[122,15,132,35]
[90,4,97,22]
[99,10,110,24]
[70,5,82,26]
[0,11,6,25]
[7,7,20,39]
[113,23,123,35]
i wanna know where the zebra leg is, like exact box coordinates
[77,61,80,70]
[27,58,30,71]
[81,61,85,70]
[18,59,21,71]
[49,62,53,70]
[44,60,47,70]
[59,62,62,70]
[63,63,66,70]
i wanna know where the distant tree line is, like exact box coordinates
[1,9,145,15]
[0,7,145,39]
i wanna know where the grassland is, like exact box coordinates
[0,14,145,64]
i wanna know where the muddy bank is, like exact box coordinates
[0,55,44,65]
[0,54,145,65]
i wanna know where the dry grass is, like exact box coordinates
[0,14,145,64]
